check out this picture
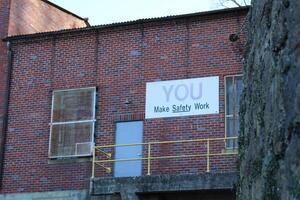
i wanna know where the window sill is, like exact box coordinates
[222,148,238,154]
[48,156,92,164]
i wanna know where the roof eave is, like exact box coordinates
[3,6,249,42]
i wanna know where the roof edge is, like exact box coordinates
[41,0,89,24]
[3,6,249,42]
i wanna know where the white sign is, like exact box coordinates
[145,76,219,119]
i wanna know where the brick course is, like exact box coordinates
[1,9,247,193]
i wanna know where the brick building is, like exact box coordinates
[0,1,87,197]
[0,3,248,200]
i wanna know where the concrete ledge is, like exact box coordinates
[48,156,92,164]
[91,172,237,196]
[0,190,88,200]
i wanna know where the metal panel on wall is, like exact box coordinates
[145,76,219,119]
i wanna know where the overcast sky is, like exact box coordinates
[50,0,239,25]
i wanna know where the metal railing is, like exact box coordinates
[92,136,238,178]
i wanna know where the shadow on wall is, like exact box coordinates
[138,190,235,200]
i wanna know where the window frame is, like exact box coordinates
[224,74,243,149]
[48,87,96,158]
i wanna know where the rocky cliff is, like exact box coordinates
[238,0,300,199]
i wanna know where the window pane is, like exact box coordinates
[50,122,93,157]
[226,77,233,115]
[235,76,243,115]
[52,88,94,122]
[225,76,243,148]
[226,116,239,148]
[236,115,240,132]
[226,117,234,137]
[226,138,238,149]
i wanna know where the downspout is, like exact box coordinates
[0,41,13,187]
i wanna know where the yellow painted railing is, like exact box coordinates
[92,137,238,178]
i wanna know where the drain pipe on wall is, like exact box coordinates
[0,41,13,188]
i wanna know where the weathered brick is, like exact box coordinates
[1,8,248,194]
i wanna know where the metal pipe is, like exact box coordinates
[147,143,151,175]
[93,152,237,163]
[96,137,238,148]
[95,147,111,158]
[0,41,13,187]
[206,139,210,172]
[92,147,95,178]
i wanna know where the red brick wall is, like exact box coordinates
[1,10,247,193]
[8,0,87,36]
[0,0,87,190]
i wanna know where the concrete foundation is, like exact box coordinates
[91,172,237,200]
[0,190,88,200]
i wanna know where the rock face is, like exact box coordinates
[238,0,300,199]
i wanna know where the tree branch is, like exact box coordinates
[231,0,242,7]
[218,0,250,7]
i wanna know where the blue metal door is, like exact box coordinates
[114,121,143,177]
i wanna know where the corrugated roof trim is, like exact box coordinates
[3,6,249,42]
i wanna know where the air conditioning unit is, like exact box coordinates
[75,142,92,156]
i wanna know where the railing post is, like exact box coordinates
[92,147,95,179]
[206,139,210,173]
[147,143,151,175]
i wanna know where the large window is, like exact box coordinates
[225,75,243,149]
[49,87,96,158]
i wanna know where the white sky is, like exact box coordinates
[49,0,236,25]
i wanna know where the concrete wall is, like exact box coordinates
[2,9,246,194]
[91,190,235,200]
[91,173,237,199]
[0,190,88,200]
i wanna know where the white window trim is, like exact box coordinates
[48,87,96,159]
[224,74,242,149]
